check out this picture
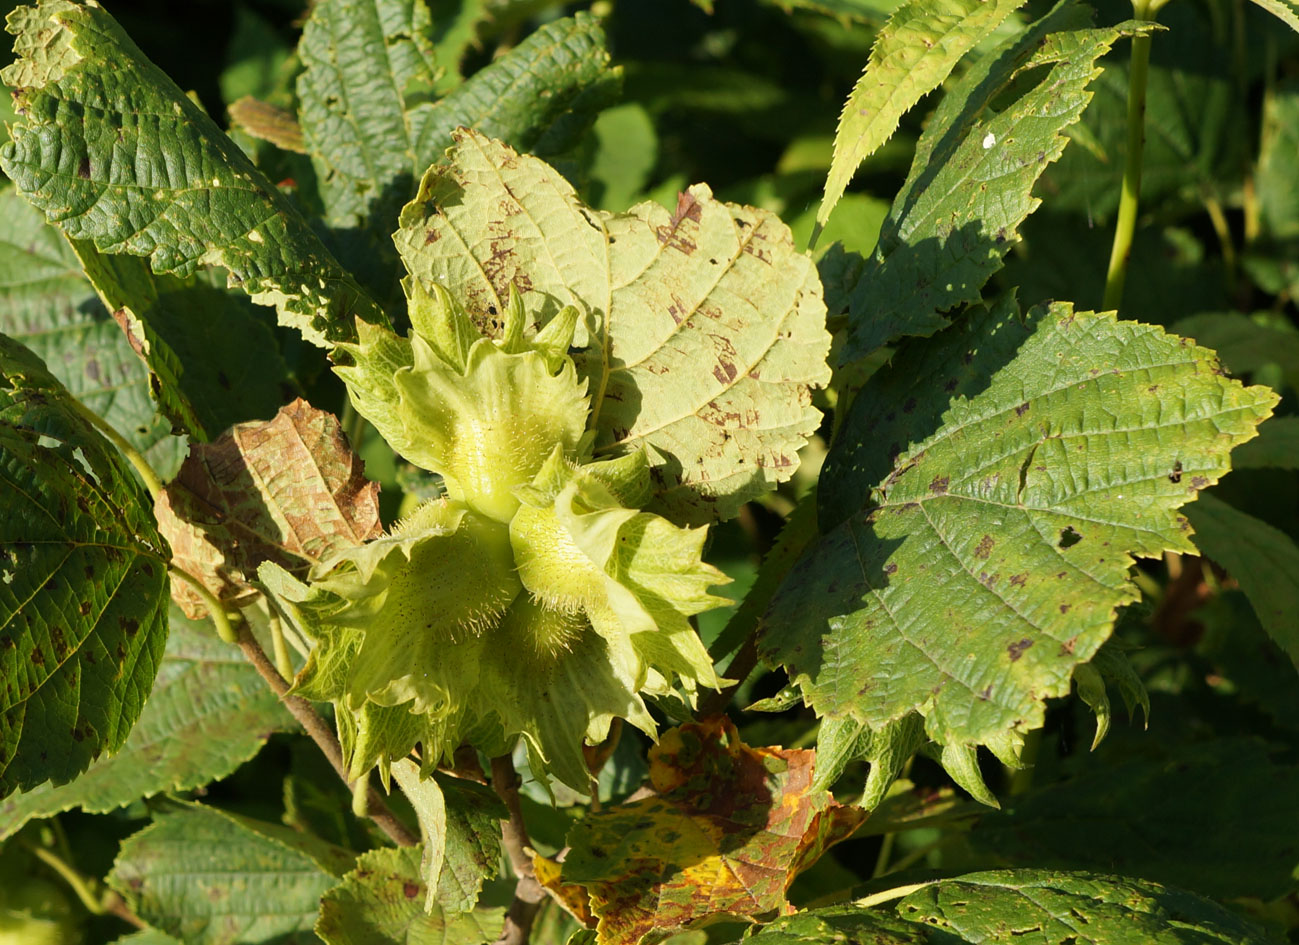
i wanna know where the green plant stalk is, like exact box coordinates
[853,882,935,909]
[268,611,295,681]
[24,841,104,915]
[1102,2,1168,312]
[169,567,240,645]
[67,395,164,501]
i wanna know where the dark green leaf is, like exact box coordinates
[0,187,185,480]
[0,604,296,839]
[0,333,169,797]
[1231,416,1299,469]
[297,4,619,300]
[1187,492,1299,670]
[68,239,291,439]
[764,300,1275,761]
[740,905,928,945]
[966,741,1299,900]
[0,0,384,347]
[896,869,1281,943]
[841,12,1153,362]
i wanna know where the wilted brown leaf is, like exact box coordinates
[554,718,866,945]
[157,398,381,617]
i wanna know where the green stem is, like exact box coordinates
[168,568,239,644]
[25,842,104,915]
[340,398,366,452]
[1102,2,1169,312]
[870,756,913,878]
[853,881,935,909]
[268,611,294,681]
[68,396,163,501]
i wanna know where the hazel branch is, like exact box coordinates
[490,754,548,945]
[235,624,417,848]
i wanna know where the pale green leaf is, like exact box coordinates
[388,760,504,913]
[895,869,1279,943]
[0,604,294,840]
[588,103,658,212]
[67,238,291,440]
[111,932,183,945]
[1248,0,1299,35]
[0,333,169,797]
[0,186,185,479]
[762,300,1276,755]
[0,0,384,347]
[108,801,355,945]
[393,130,832,524]
[813,713,926,810]
[817,0,1027,232]
[840,13,1155,362]
[298,4,618,300]
[1186,492,1299,671]
[315,846,504,945]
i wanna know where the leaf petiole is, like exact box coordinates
[1102,0,1174,311]
[65,394,164,501]
[168,567,240,645]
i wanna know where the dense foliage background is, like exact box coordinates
[1,0,1298,943]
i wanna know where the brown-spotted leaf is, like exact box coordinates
[394,131,831,526]
[557,718,865,945]
[157,399,381,618]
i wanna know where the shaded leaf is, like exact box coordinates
[393,130,832,524]
[1248,0,1299,35]
[156,398,382,618]
[0,333,169,797]
[763,300,1276,757]
[68,237,291,440]
[1186,492,1299,671]
[0,0,384,347]
[740,905,928,945]
[896,869,1279,943]
[1172,312,1299,379]
[0,186,185,479]
[966,740,1299,901]
[108,801,355,945]
[840,12,1154,362]
[1231,416,1299,469]
[817,0,1027,232]
[556,718,866,945]
[0,604,294,839]
[298,3,619,300]
[1258,80,1299,238]
[316,846,504,945]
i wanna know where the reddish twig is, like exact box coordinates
[490,754,547,945]
[235,625,417,848]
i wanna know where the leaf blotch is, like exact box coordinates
[1007,638,1033,661]
[1057,526,1082,549]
